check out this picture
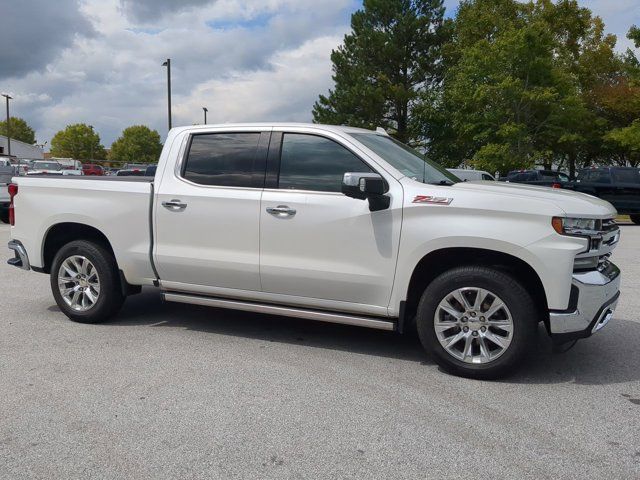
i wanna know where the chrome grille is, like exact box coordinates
[574,218,619,272]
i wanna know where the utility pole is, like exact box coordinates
[162,59,172,131]
[1,93,12,157]
[202,107,208,124]
[89,125,94,160]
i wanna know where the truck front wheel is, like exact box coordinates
[50,240,125,323]
[416,266,537,379]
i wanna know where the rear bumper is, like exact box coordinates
[7,240,30,270]
[548,262,620,343]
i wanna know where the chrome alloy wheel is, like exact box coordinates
[57,255,101,312]
[434,287,514,364]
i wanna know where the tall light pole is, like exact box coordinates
[1,93,12,157]
[89,125,94,161]
[202,107,208,124]
[162,59,172,131]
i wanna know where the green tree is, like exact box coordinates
[0,117,36,144]
[605,119,640,167]
[426,0,626,176]
[109,125,163,164]
[628,25,640,49]
[312,0,451,144]
[50,124,106,160]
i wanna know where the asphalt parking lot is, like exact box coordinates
[1,223,639,479]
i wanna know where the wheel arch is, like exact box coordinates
[403,247,549,328]
[41,222,116,274]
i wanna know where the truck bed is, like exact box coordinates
[11,175,156,284]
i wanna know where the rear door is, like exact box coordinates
[258,129,402,315]
[154,128,270,293]
[611,168,640,214]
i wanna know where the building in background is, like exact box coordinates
[0,135,44,160]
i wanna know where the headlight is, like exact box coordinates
[552,217,600,235]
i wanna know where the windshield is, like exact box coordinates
[350,133,459,185]
[33,162,61,170]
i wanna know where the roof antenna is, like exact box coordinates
[376,127,390,136]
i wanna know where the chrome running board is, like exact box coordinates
[162,292,396,331]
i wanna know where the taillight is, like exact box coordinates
[8,183,18,226]
[551,182,561,189]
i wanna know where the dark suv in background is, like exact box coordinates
[502,169,570,188]
[570,167,640,224]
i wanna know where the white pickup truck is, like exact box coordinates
[6,123,621,378]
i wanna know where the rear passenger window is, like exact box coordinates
[592,171,611,184]
[183,133,261,187]
[278,133,374,192]
[613,169,640,184]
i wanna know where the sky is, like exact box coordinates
[0,0,638,149]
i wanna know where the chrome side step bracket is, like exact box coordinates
[162,292,396,331]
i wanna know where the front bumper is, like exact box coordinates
[548,261,620,343]
[7,240,30,270]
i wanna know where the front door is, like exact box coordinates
[259,130,402,314]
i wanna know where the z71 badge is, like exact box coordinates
[412,195,453,205]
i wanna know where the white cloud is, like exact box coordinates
[175,35,342,125]
[2,0,637,149]
[3,0,355,147]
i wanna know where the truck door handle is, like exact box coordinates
[162,200,187,211]
[266,205,296,217]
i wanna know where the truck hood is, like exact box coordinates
[452,181,617,218]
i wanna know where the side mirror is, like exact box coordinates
[342,172,390,212]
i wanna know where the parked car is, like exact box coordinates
[116,168,145,177]
[569,167,640,224]
[123,163,149,171]
[26,161,63,175]
[0,164,16,223]
[447,168,495,181]
[7,123,621,379]
[27,161,82,176]
[502,169,570,188]
[55,159,83,170]
[145,165,157,177]
[82,164,105,176]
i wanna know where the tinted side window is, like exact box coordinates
[613,169,640,184]
[592,171,611,184]
[183,133,261,187]
[278,134,373,192]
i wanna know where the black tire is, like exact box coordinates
[416,266,537,380]
[0,208,9,224]
[50,240,125,323]
[630,214,640,225]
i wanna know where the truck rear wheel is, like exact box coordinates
[416,266,537,379]
[630,214,640,225]
[50,240,125,323]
